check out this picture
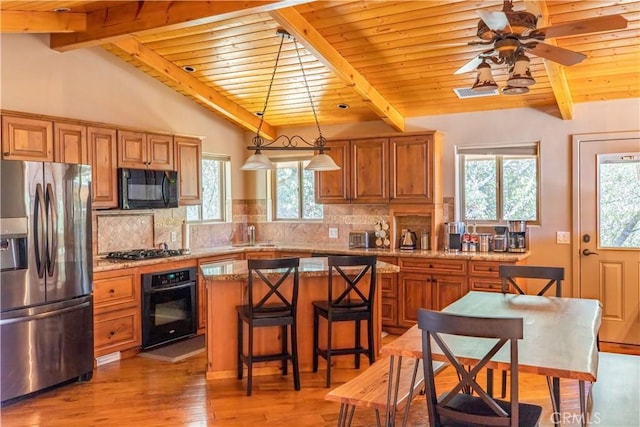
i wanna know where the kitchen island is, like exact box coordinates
[199,257,400,381]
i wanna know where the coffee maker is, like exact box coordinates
[445,222,465,252]
[507,220,527,252]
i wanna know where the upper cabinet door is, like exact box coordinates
[147,133,174,171]
[89,126,118,209]
[1,115,54,161]
[351,138,388,204]
[174,136,201,205]
[54,122,88,164]
[390,133,441,204]
[117,130,147,169]
[315,139,351,203]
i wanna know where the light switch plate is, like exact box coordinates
[329,227,338,238]
[556,231,570,244]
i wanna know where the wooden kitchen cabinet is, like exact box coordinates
[54,121,88,164]
[93,268,141,357]
[197,253,243,333]
[1,114,53,161]
[468,260,525,293]
[389,133,441,204]
[174,135,202,205]
[88,126,118,209]
[378,257,400,333]
[117,130,174,170]
[397,257,468,328]
[315,131,441,205]
[315,139,350,203]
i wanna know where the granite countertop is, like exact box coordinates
[94,243,530,272]
[200,257,400,282]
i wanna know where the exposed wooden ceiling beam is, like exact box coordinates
[525,0,575,120]
[269,8,406,132]
[0,10,86,33]
[51,0,314,52]
[111,38,276,140]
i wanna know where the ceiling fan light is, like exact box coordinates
[507,54,536,87]
[241,151,275,170]
[305,153,340,171]
[472,62,498,92]
[502,85,530,95]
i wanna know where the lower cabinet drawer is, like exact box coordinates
[94,307,141,357]
[469,278,504,293]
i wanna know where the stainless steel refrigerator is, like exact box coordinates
[0,160,94,403]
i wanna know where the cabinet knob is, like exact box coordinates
[109,330,115,337]
[109,288,115,294]
[3,152,9,156]
[488,267,493,272]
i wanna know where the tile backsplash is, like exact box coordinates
[94,197,455,254]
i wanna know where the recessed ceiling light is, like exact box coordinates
[337,103,350,110]
[181,65,196,73]
[53,7,71,12]
[254,112,264,117]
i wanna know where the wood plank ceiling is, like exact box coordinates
[1,1,639,139]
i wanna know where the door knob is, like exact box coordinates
[582,249,599,256]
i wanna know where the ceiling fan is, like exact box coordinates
[455,0,628,94]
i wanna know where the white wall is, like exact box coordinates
[0,33,249,198]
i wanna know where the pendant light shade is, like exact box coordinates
[240,151,275,170]
[304,153,340,171]
[241,29,339,171]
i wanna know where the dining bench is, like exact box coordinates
[325,356,447,427]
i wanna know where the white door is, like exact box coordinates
[574,132,640,345]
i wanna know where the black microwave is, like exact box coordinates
[118,168,179,210]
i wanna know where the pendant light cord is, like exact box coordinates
[293,37,324,144]
[256,32,286,141]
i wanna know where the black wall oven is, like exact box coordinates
[141,266,197,349]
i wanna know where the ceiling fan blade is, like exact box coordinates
[528,42,587,66]
[477,10,512,32]
[454,56,484,75]
[534,15,628,39]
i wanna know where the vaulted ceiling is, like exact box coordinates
[2,1,639,139]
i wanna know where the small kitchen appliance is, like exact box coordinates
[118,168,178,210]
[445,222,465,252]
[349,231,376,248]
[493,226,508,252]
[399,229,417,250]
[507,220,528,253]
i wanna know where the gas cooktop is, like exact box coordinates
[106,248,183,260]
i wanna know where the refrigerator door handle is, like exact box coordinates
[45,183,58,277]
[0,300,91,326]
[34,183,46,279]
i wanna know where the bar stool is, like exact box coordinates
[312,255,377,387]
[236,257,300,396]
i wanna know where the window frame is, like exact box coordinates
[186,153,231,223]
[269,156,323,222]
[457,143,541,225]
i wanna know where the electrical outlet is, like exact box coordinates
[170,231,177,242]
[556,231,570,245]
[329,227,338,239]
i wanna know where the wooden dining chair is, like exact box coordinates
[418,309,543,427]
[497,265,565,408]
[312,255,377,388]
[236,257,300,396]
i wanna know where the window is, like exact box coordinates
[272,159,323,220]
[458,144,539,223]
[186,154,230,222]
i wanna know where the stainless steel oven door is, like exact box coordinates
[141,281,197,349]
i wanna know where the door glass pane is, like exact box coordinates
[599,154,640,248]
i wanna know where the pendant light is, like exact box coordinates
[241,29,339,172]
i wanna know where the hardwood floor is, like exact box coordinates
[0,340,633,427]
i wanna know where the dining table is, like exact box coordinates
[380,291,602,427]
